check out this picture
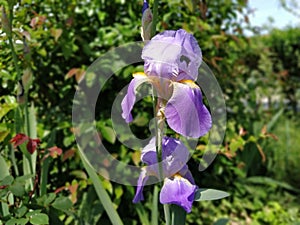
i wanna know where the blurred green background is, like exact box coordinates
[0,0,300,224]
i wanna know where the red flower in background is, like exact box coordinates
[10,133,41,155]
[10,133,29,147]
[26,138,41,154]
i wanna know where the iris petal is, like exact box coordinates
[161,137,190,177]
[160,175,197,213]
[121,74,149,123]
[133,168,149,203]
[141,137,190,177]
[165,82,212,138]
[142,29,202,81]
[141,137,157,165]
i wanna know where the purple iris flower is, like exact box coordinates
[133,136,197,213]
[121,29,212,138]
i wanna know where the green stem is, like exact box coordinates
[4,7,22,81]
[151,185,159,225]
[164,204,171,225]
[152,87,170,224]
[170,204,186,225]
[151,0,159,37]
[10,145,19,176]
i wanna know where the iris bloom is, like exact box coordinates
[133,136,197,213]
[121,29,212,138]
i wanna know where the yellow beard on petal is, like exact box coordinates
[133,72,147,78]
[179,79,200,89]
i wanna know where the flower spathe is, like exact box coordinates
[121,29,212,138]
[133,136,197,213]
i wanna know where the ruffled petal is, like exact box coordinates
[121,74,149,123]
[160,175,197,213]
[133,168,149,203]
[165,82,212,138]
[142,29,202,81]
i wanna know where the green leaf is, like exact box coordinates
[29,213,49,225]
[194,189,230,201]
[44,193,56,206]
[52,196,72,211]
[136,203,150,225]
[15,205,28,218]
[99,125,116,144]
[6,218,29,225]
[15,174,34,183]
[214,218,229,225]
[0,155,11,217]
[9,182,25,197]
[0,175,14,186]
[0,102,17,120]
[78,147,124,225]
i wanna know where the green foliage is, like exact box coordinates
[0,0,300,224]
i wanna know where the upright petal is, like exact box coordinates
[141,137,157,165]
[160,175,197,213]
[165,82,212,138]
[121,73,149,123]
[141,136,190,177]
[142,29,202,81]
[162,137,190,177]
[133,168,149,203]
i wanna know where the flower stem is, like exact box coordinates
[151,0,159,37]
[152,87,171,225]
[164,204,171,225]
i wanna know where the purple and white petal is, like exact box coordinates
[142,29,202,81]
[160,175,197,213]
[121,74,149,123]
[133,168,149,203]
[165,82,212,138]
[162,137,190,177]
[141,137,157,165]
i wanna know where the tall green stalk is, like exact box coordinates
[151,0,159,37]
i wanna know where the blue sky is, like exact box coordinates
[247,0,300,32]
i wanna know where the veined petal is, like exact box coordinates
[121,73,149,123]
[165,82,212,138]
[133,168,149,203]
[160,175,197,213]
[142,29,202,81]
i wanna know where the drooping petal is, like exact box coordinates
[160,175,197,213]
[165,81,212,138]
[133,168,149,203]
[121,73,149,123]
[142,29,202,81]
